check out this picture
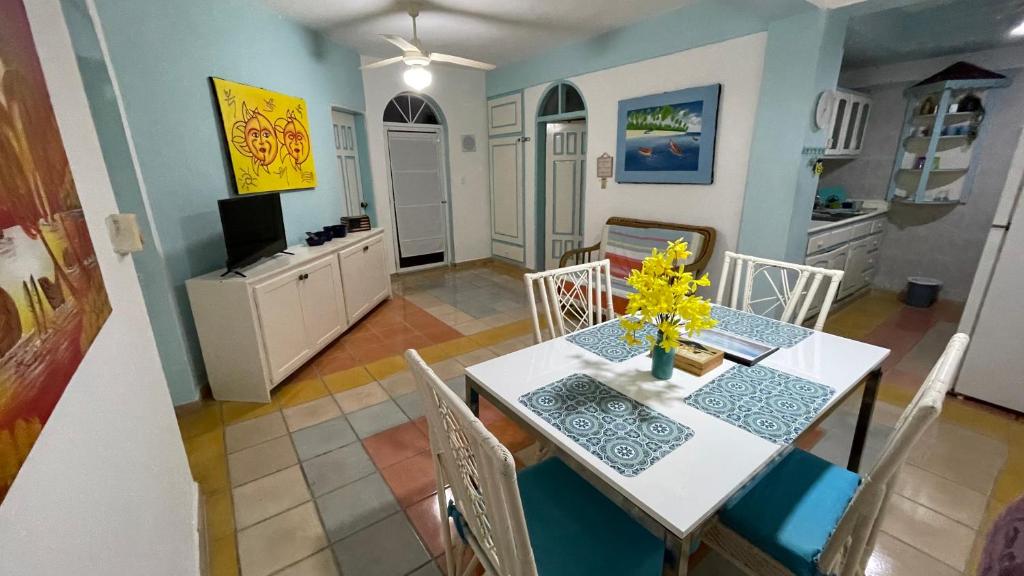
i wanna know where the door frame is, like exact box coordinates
[383,122,454,273]
[534,81,587,270]
[330,106,374,222]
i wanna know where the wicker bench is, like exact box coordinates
[559,217,716,312]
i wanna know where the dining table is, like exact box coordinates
[463,304,889,576]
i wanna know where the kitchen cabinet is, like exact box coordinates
[824,89,872,157]
[187,229,390,402]
[805,212,886,318]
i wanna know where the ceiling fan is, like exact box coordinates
[360,5,496,90]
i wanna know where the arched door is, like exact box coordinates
[538,82,587,269]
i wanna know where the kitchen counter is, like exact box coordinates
[808,200,889,234]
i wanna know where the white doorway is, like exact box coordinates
[544,121,586,269]
[332,109,365,216]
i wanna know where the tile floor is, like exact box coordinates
[176,266,1024,576]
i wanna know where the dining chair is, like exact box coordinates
[524,259,615,344]
[702,333,970,576]
[405,349,663,576]
[715,251,845,331]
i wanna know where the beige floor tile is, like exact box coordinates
[910,422,1008,495]
[378,370,416,398]
[236,502,327,576]
[225,411,287,453]
[481,312,515,328]
[895,464,988,528]
[450,310,477,325]
[430,359,464,381]
[273,549,339,576]
[334,382,389,413]
[881,494,975,571]
[865,532,962,576]
[228,436,298,487]
[283,397,342,432]
[454,348,497,367]
[232,465,310,530]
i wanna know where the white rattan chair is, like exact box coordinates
[702,333,970,576]
[524,260,615,344]
[715,251,845,331]
[405,349,663,576]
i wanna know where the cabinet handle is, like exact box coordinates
[298,273,308,280]
[363,245,369,252]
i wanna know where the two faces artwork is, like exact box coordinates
[235,103,309,174]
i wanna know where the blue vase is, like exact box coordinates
[651,332,675,380]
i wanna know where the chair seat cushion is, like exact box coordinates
[718,449,860,576]
[518,458,662,576]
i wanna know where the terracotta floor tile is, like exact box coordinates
[322,366,375,394]
[405,491,455,558]
[350,343,402,364]
[363,421,430,469]
[338,330,385,347]
[486,415,535,453]
[315,350,361,375]
[381,451,438,507]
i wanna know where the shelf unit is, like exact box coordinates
[886,63,1011,204]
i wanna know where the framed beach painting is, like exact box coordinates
[615,84,721,184]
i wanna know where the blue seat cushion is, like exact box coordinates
[517,458,662,576]
[718,449,860,576]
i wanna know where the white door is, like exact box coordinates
[297,257,347,350]
[545,122,586,269]
[489,134,524,262]
[386,129,448,269]
[332,110,364,216]
[254,274,310,384]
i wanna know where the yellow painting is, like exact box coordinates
[212,78,317,194]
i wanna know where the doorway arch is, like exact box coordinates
[535,81,587,269]
[382,92,453,271]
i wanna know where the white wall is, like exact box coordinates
[0,1,199,574]
[519,33,768,284]
[361,58,490,273]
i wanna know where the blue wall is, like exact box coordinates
[77,0,370,404]
[485,0,810,96]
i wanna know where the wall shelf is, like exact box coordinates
[886,62,1011,205]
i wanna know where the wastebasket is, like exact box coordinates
[905,277,942,308]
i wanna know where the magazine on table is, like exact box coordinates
[689,328,777,366]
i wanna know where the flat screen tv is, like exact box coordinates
[218,193,287,271]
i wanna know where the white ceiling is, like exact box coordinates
[265,0,743,67]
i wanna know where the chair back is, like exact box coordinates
[715,251,844,331]
[599,217,716,296]
[405,350,538,576]
[524,259,615,344]
[818,333,969,576]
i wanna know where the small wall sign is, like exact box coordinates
[596,153,614,189]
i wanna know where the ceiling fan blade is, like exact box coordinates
[359,56,404,70]
[429,52,496,71]
[380,34,419,53]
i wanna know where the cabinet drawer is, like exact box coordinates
[850,221,873,239]
[870,218,886,235]
[807,231,845,254]
[866,233,883,253]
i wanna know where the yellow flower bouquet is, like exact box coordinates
[619,239,716,378]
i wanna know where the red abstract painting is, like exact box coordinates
[0,0,112,503]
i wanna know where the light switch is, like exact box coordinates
[105,213,144,254]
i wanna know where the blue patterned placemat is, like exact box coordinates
[685,364,834,445]
[519,373,693,477]
[710,306,813,349]
[565,321,658,362]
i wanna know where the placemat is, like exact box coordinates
[710,306,813,349]
[565,321,658,363]
[684,364,833,445]
[519,373,693,477]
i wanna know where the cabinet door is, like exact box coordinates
[488,92,522,136]
[339,236,390,323]
[490,135,524,259]
[805,247,847,316]
[298,257,347,351]
[254,273,311,385]
[826,94,850,154]
[842,239,871,297]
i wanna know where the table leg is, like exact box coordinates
[663,533,691,576]
[848,368,881,472]
[467,377,480,417]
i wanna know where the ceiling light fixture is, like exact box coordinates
[403,64,432,91]
[1012,19,1024,37]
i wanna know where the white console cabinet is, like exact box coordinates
[187,229,390,402]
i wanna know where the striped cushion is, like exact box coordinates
[601,224,704,302]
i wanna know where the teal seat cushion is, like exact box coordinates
[718,449,860,576]
[517,458,662,576]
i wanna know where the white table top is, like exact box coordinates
[465,311,889,539]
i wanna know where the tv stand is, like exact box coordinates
[220,269,247,278]
[280,250,295,256]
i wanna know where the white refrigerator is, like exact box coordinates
[956,126,1024,412]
